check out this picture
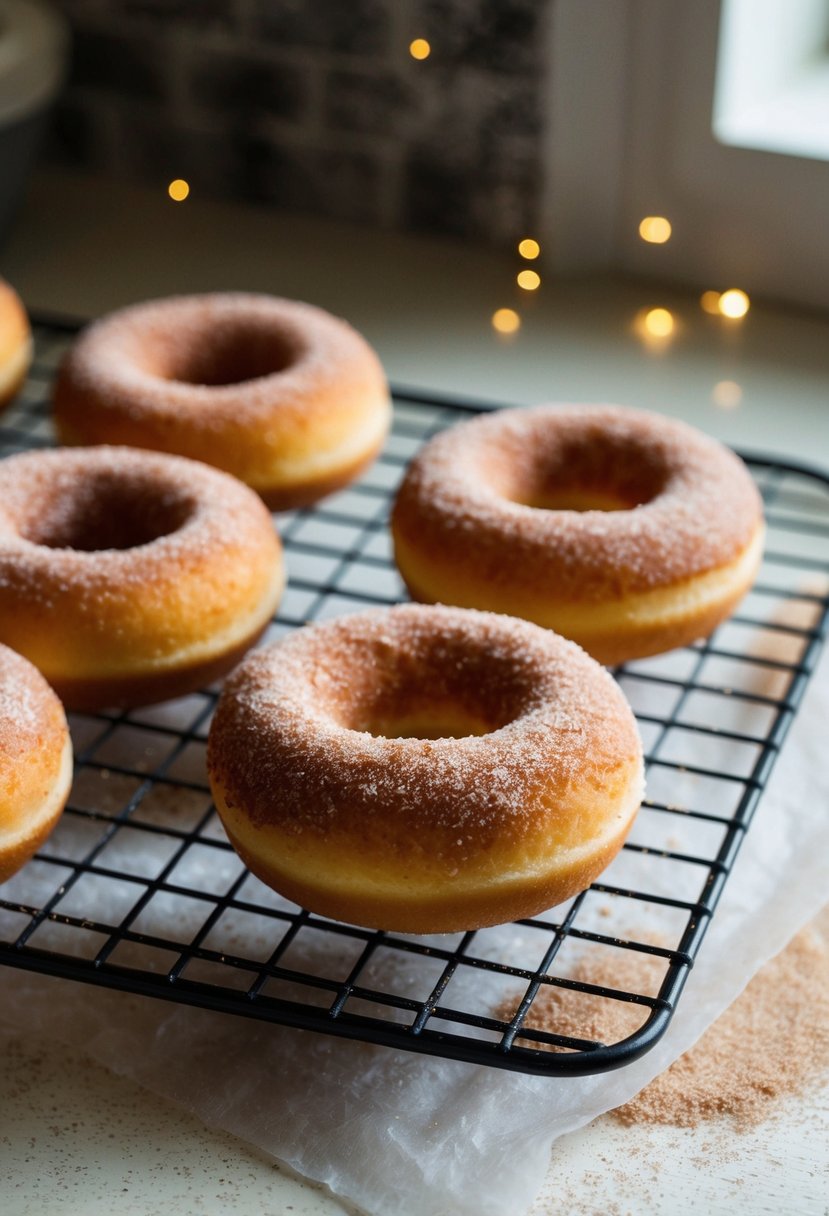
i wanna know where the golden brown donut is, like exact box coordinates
[207,604,644,934]
[0,643,72,884]
[53,293,392,510]
[391,405,765,666]
[0,446,284,710]
[0,279,33,413]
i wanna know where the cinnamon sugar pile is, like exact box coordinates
[504,912,829,1129]
[617,920,829,1128]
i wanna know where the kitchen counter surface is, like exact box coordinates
[2,170,828,1216]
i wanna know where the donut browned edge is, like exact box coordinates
[0,644,72,884]
[0,280,33,414]
[0,446,285,711]
[53,293,392,511]
[207,604,645,934]
[391,404,765,665]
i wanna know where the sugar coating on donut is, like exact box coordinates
[56,293,384,426]
[0,445,283,710]
[393,405,763,600]
[208,604,643,856]
[0,648,47,748]
[0,445,276,604]
[0,645,64,798]
[55,294,391,511]
[0,643,72,883]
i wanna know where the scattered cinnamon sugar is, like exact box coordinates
[505,948,665,1054]
[617,920,829,1128]
[502,912,829,1130]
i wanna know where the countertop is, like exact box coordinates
[2,170,828,1216]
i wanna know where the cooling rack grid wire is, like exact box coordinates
[1,317,828,1077]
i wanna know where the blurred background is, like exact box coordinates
[5,0,546,244]
[1,0,828,460]
[4,0,829,307]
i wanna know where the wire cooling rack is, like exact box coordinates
[1,316,828,1077]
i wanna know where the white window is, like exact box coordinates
[544,0,829,310]
[714,0,829,162]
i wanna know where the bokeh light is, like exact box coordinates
[638,216,672,244]
[409,38,431,60]
[492,308,521,335]
[643,307,674,337]
[168,179,190,202]
[516,269,541,291]
[700,290,721,315]
[518,238,541,260]
[712,380,743,409]
[718,289,750,318]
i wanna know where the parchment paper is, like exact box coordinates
[2,622,828,1216]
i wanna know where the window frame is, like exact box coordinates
[542,0,829,310]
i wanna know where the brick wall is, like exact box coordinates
[47,0,551,245]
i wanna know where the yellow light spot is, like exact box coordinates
[409,38,431,60]
[516,269,541,291]
[492,308,521,335]
[643,307,674,338]
[718,288,750,319]
[712,380,743,409]
[168,178,190,202]
[700,290,721,315]
[638,216,672,244]
[518,238,541,260]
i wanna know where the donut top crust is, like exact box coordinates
[392,405,764,601]
[0,442,277,622]
[207,604,643,857]
[55,293,387,429]
[0,643,66,821]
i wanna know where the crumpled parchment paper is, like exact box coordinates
[2,618,828,1216]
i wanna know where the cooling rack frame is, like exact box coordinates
[1,314,827,1077]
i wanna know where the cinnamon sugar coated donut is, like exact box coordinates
[391,405,764,665]
[0,644,72,884]
[53,293,392,509]
[207,604,644,934]
[0,447,284,710]
[0,280,33,413]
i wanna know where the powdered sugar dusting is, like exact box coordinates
[392,405,764,600]
[208,604,643,857]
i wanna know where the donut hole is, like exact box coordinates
[18,473,194,552]
[520,488,633,512]
[356,703,496,740]
[149,322,297,387]
[499,432,670,512]
[326,635,535,740]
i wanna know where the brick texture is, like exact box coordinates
[46,0,551,246]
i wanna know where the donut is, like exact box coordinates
[0,279,33,413]
[0,643,72,884]
[0,446,284,711]
[207,604,644,934]
[391,405,764,666]
[53,293,392,510]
